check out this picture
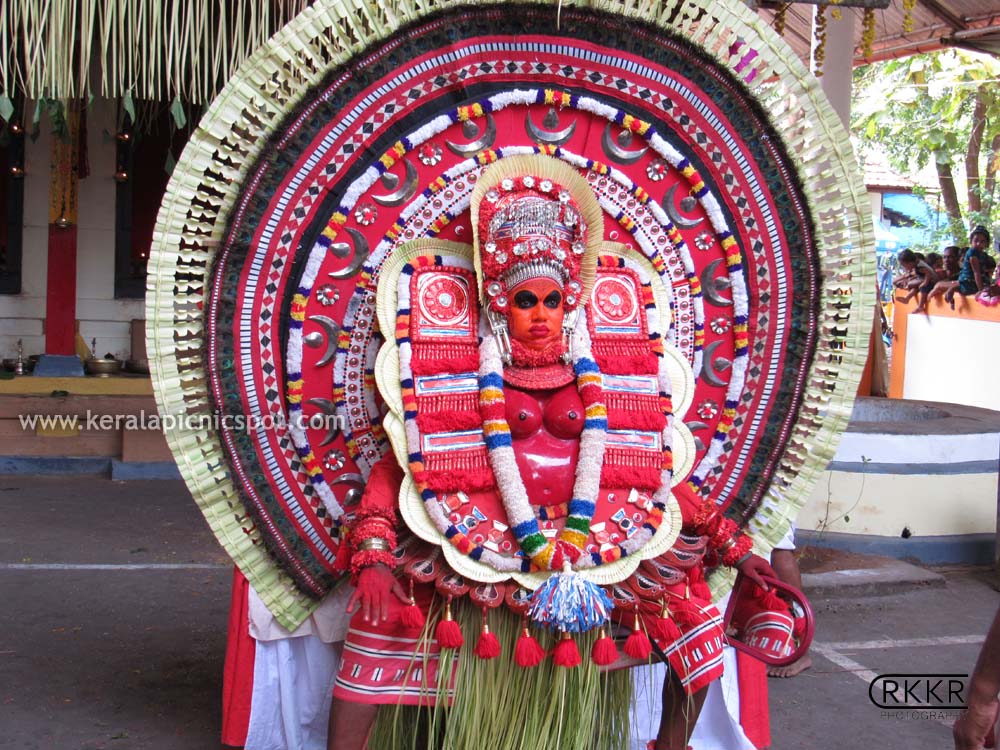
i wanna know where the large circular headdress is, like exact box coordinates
[148,0,874,629]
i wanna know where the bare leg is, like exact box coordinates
[653,670,708,750]
[768,549,812,678]
[944,286,957,309]
[925,280,956,307]
[913,288,931,314]
[327,697,379,750]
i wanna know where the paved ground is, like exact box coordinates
[1,476,997,749]
[0,477,230,750]
[770,567,998,748]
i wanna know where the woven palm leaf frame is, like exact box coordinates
[147,0,874,630]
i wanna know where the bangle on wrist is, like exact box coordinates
[722,534,754,567]
[708,517,739,551]
[358,537,392,552]
[350,548,396,580]
[718,536,737,553]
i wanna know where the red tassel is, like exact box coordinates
[552,632,582,668]
[690,580,713,602]
[757,588,786,612]
[591,628,619,666]
[514,626,546,668]
[658,616,681,644]
[474,608,501,659]
[793,616,806,640]
[624,610,653,660]
[669,599,704,628]
[434,598,464,649]
[474,629,501,659]
[400,579,425,630]
[648,600,682,644]
[333,535,352,573]
[646,615,668,642]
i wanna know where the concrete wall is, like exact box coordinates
[796,398,1000,561]
[1,97,144,363]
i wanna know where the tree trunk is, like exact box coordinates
[966,90,987,215]
[936,160,965,238]
[984,132,1000,219]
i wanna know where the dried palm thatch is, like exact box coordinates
[0,0,313,115]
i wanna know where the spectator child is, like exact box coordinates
[912,252,942,313]
[892,248,919,294]
[925,245,964,309]
[894,249,937,309]
[946,226,993,309]
[975,256,1000,307]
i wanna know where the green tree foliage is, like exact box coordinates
[852,50,1000,242]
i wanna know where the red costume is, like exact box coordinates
[334,156,764,711]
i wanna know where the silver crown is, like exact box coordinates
[502,259,567,291]
[488,196,578,245]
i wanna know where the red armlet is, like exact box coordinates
[356,453,405,520]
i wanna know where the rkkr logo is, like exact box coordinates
[869,674,968,709]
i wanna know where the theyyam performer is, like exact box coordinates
[327,153,780,749]
[144,1,874,748]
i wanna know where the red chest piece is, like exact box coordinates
[504,383,584,507]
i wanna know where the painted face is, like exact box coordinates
[507,278,564,351]
[971,232,990,251]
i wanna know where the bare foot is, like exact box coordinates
[913,304,927,314]
[768,653,812,678]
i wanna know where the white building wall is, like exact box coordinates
[0,104,49,359]
[76,97,144,361]
[0,97,143,363]
[903,315,1000,412]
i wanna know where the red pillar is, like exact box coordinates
[45,225,78,355]
[45,103,81,356]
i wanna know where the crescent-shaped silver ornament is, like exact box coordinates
[373,159,419,207]
[685,420,709,452]
[328,227,369,279]
[306,398,341,446]
[331,473,365,506]
[700,340,731,388]
[602,122,648,164]
[446,113,497,156]
[306,314,340,367]
[526,108,577,145]
[701,258,732,307]
[663,183,704,229]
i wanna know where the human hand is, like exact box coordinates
[953,696,998,750]
[737,553,776,591]
[346,564,410,623]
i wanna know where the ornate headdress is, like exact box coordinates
[472,154,603,315]
[471,155,603,362]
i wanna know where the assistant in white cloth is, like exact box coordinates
[244,586,352,750]
[629,647,756,750]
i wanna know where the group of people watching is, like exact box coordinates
[894,225,998,312]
